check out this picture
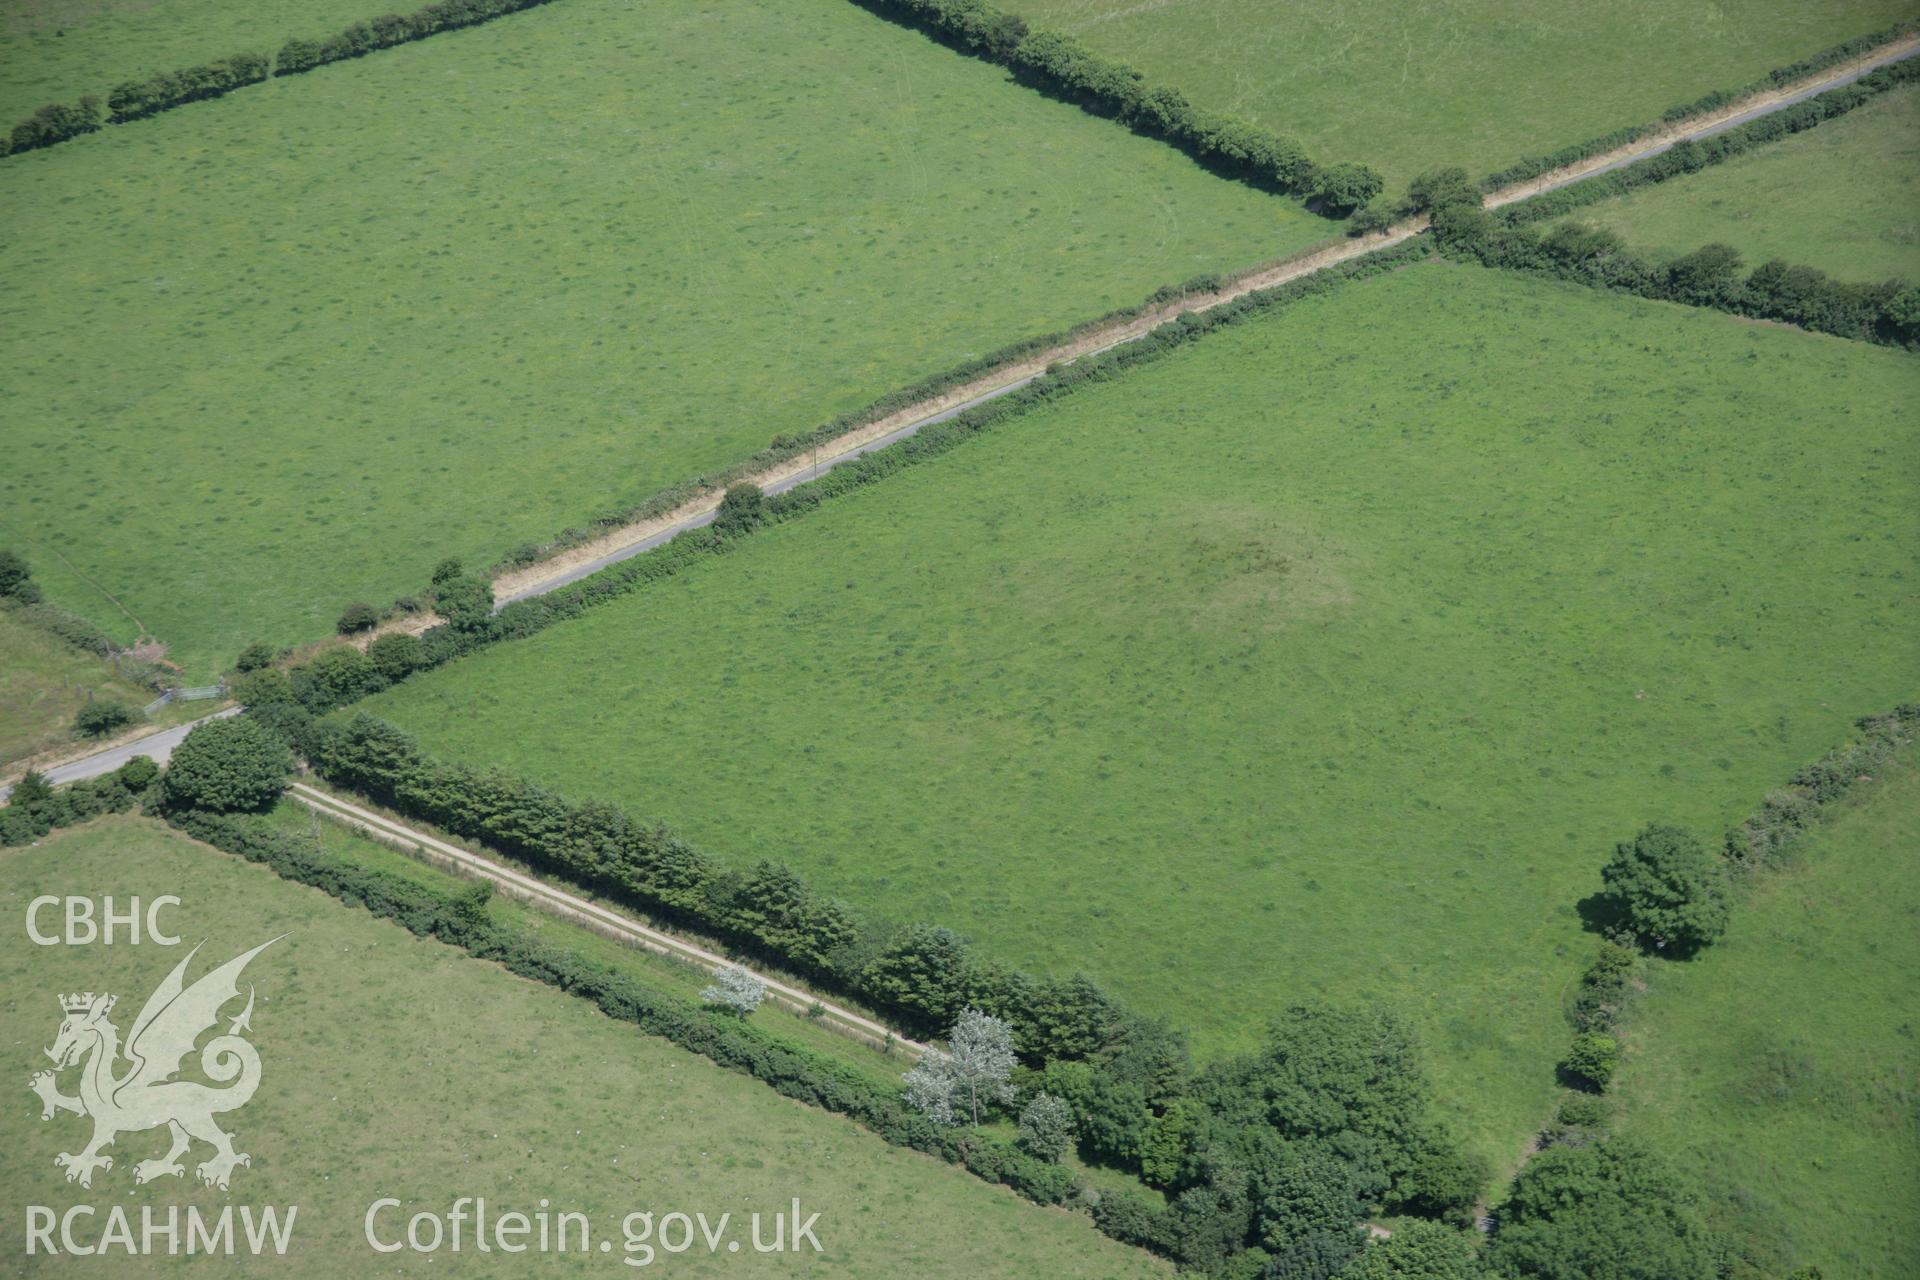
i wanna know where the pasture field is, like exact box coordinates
[1014,0,1914,188]
[0,0,1320,681]
[0,815,1167,1277]
[1551,81,1920,283]
[1611,757,1920,1280]
[0,606,185,768]
[363,261,1920,1166]
[0,0,372,122]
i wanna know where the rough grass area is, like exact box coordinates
[1612,757,1920,1280]
[1554,81,1920,282]
[0,0,1319,680]
[361,262,1920,1165]
[0,815,1167,1277]
[1014,0,1913,188]
[0,0,374,121]
[0,606,157,767]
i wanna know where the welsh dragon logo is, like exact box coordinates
[28,937,282,1191]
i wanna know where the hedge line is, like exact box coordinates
[1427,193,1918,348]
[851,0,1379,210]
[160,807,1091,1216]
[0,758,157,846]
[1482,19,1920,191]
[1723,703,1918,870]
[1,0,561,158]
[271,237,1430,700]
[1499,56,1920,229]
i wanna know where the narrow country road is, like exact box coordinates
[287,781,944,1062]
[0,707,238,804]
[10,33,1915,806]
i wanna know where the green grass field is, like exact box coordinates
[1015,0,1913,188]
[0,815,1166,1276]
[1553,81,1920,283]
[0,0,1322,681]
[0,0,374,122]
[361,262,1920,1166]
[0,606,171,768]
[1611,757,1920,1280]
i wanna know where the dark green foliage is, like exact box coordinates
[274,0,570,81]
[1725,705,1918,868]
[1488,1139,1716,1280]
[1016,1092,1074,1162]
[161,717,290,814]
[1427,190,1916,348]
[430,557,467,585]
[1345,202,1396,237]
[1340,1221,1489,1279]
[1539,1094,1612,1150]
[1310,162,1384,215]
[336,602,381,634]
[430,571,495,632]
[0,550,41,603]
[164,804,1124,1254]
[1481,20,1920,191]
[1254,1146,1366,1251]
[291,645,384,713]
[366,632,424,682]
[106,52,269,123]
[1263,1228,1363,1279]
[234,640,277,672]
[231,667,295,708]
[1568,942,1637,1033]
[0,764,147,846]
[1559,1033,1621,1092]
[855,0,1341,204]
[1408,167,1478,214]
[4,97,102,156]
[73,700,137,738]
[1500,55,1920,227]
[712,483,767,535]
[1600,825,1731,954]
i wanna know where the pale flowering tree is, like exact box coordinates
[903,1008,1017,1126]
[700,964,765,1017]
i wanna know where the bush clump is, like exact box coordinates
[161,717,290,813]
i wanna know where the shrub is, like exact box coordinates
[1489,1139,1716,1280]
[1559,1033,1621,1092]
[713,483,767,535]
[292,645,384,713]
[1600,824,1730,954]
[74,700,137,738]
[699,963,766,1016]
[5,97,102,156]
[366,632,423,682]
[1339,1220,1488,1278]
[161,717,290,813]
[1015,1091,1073,1162]
[0,550,41,603]
[336,602,380,634]
[1310,162,1384,214]
[234,640,277,672]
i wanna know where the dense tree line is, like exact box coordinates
[1482,19,1918,191]
[1419,175,1919,348]
[1499,57,1920,228]
[1,97,101,157]
[1,0,564,158]
[107,52,270,123]
[856,0,1374,206]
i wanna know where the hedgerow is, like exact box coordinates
[1426,193,1918,348]
[1482,19,1920,191]
[854,0,1366,208]
[0,759,155,846]
[107,52,270,123]
[1498,57,1920,228]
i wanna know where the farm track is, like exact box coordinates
[287,780,946,1062]
[488,33,1920,606]
[12,34,1918,803]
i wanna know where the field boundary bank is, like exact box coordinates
[1496,53,1920,229]
[1482,18,1920,192]
[485,30,1920,608]
[18,32,1920,791]
[159,802,1128,1249]
[287,780,943,1060]
[3,0,566,157]
[1485,705,1920,1217]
